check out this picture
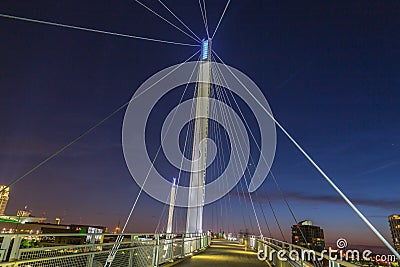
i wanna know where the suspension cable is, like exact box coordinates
[0,13,198,47]
[213,51,400,261]
[167,56,200,233]
[104,50,201,267]
[0,50,199,197]
[211,62,262,236]
[158,0,201,42]
[212,62,254,234]
[213,57,324,266]
[210,83,235,234]
[154,55,201,234]
[213,61,260,235]
[134,0,200,44]
[201,0,210,38]
[211,0,231,39]
[212,72,248,234]
[215,61,321,267]
[198,0,209,38]
[259,200,272,238]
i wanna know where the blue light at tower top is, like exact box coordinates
[172,177,177,186]
[202,39,209,60]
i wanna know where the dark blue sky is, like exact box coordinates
[0,0,399,250]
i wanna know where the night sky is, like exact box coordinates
[0,0,399,251]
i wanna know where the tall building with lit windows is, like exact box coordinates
[389,214,400,254]
[0,185,10,215]
[292,220,325,252]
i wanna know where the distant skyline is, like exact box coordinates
[0,0,399,251]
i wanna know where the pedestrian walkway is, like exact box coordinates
[173,239,267,267]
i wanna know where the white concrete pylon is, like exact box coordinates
[166,178,177,236]
[186,38,212,234]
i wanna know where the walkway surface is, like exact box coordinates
[174,239,267,267]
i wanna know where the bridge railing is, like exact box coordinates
[245,236,361,267]
[0,232,210,267]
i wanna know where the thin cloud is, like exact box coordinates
[230,191,399,210]
[284,192,399,209]
[357,161,400,177]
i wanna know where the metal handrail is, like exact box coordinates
[0,232,211,266]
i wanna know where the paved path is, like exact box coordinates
[174,240,266,267]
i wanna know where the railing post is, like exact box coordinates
[169,235,174,261]
[0,235,12,261]
[202,233,207,249]
[329,260,341,267]
[86,233,96,267]
[180,235,183,258]
[199,234,202,249]
[128,234,134,267]
[191,234,195,252]
[272,245,278,267]
[152,234,160,267]
[182,234,186,257]
[8,235,22,262]
[189,234,193,253]
[287,244,293,267]
[264,243,268,263]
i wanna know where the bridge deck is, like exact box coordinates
[173,239,266,267]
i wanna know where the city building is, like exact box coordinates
[0,186,106,245]
[0,214,45,224]
[389,214,400,254]
[292,220,325,252]
[0,185,9,215]
[0,207,46,224]
[0,221,106,244]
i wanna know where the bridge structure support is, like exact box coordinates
[185,38,212,234]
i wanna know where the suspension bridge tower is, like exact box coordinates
[186,39,212,234]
